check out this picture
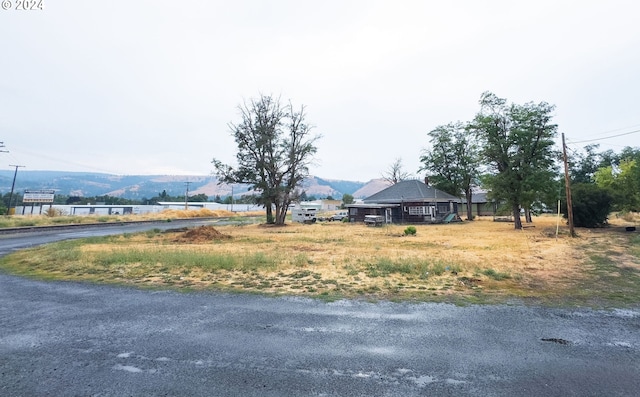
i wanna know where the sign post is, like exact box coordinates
[22,189,55,215]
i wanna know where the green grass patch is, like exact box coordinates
[15,220,37,227]
[482,268,511,281]
[579,253,640,305]
[361,257,460,278]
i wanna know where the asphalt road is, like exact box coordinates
[1,223,639,396]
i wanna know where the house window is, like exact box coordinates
[408,206,432,215]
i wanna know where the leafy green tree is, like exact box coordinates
[54,194,69,205]
[571,144,606,184]
[564,183,613,227]
[66,196,86,205]
[342,193,354,206]
[1,193,8,208]
[471,92,558,229]
[594,158,640,211]
[189,193,209,202]
[212,95,319,225]
[420,122,480,220]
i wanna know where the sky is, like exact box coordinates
[1,0,639,182]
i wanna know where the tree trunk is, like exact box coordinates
[465,189,474,220]
[512,204,522,229]
[275,205,287,225]
[524,208,533,223]
[265,202,274,224]
[273,203,283,225]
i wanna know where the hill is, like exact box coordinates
[0,171,386,200]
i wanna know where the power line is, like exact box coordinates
[569,128,640,144]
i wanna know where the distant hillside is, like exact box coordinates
[0,171,385,200]
[313,177,367,197]
[352,179,392,198]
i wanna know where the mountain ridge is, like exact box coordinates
[0,170,386,200]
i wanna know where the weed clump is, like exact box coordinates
[482,268,511,281]
[404,226,417,236]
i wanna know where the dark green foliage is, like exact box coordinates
[212,95,319,225]
[188,193,209,202]
[404,226,417,235]
[595,158,640,212]
[564,183,612,228]
[420,122,480,219]
[472,92,559,229]
[570,144,605,184]
[342,193,354,206]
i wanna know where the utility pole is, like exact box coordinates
[8,165,25,215]
[184,181,192,210]
[562,133,576,237]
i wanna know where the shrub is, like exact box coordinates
[44,207,68,217]
[404,226,417,236]
[563,183,612,228]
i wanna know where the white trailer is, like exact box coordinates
[291,207,317,223]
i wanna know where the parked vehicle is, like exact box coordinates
[364,215,384,226]
[292,208,317,223]
[330,211,348,221]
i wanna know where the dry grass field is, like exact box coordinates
[0,208,252,228]
[3,213,639,306]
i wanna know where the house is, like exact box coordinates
[345,179,461,224]
[460,192,499,217]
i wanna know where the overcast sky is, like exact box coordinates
[1,1,639,182]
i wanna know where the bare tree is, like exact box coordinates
[382,158,412,184]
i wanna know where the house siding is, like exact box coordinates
[346,180,462,224]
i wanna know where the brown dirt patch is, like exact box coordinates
[172,225,232,243]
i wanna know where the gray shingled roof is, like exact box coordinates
[461,192,491,204]
[364,180,461,203]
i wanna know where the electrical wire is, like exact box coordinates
[568,128,640,144]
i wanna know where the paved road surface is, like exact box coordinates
[1,224,639,396]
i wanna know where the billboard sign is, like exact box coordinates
[23,189,55,203]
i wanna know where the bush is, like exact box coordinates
[563,183,612,228]
[404,226,417,236]
[44,207,66,217]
